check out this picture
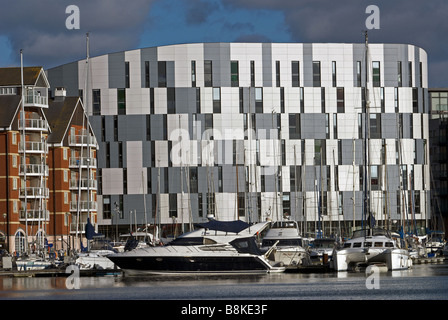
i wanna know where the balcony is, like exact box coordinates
[24,93,48,108]
[70,201,98,212]
[19,141,47,153]
[69,157,97,168]
[19,118,48,131]
[69,135,97,147]
[69,179,97,190]
[19,187,49,198]
[19,164,49,176]
[19,209,50,222]
[70,222,86,234]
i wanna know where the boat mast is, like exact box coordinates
[20,49,29,254]
[363,30,371,233]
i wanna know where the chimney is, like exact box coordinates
[54,87,66,101]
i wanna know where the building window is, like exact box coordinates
[333,114,338,139]
[250,61,255,87]
[117,89,126,115]
[394,87,399,113]
[191,60,196,87]
[231,61,239,87]
[123,168,127,194]
[63,170,68,182]
[167,87,176,114]
[92,89,101,115]
[190,167,198,193]
[369,113,381,139]
[158,61,167,87]
[103,196,111,219]
[239,88,244,113]
[313,61,321,87]
[276,61,281,87]
[289,114,301,139]
[292,61,300,87]
[300,87,304,113]
[12,132,17,145]
[408,62,413,87]
[118,141,123,168]
[213,87,221,113]
[356,61,362,87]
[12,154,17,168]
[198,193,203,217]
[238,193,245,218]
[63,148,68,160]
[145,61,150,88]
[321,88,325,113]
[332,61,337,87]
[106,142,110,168]
[380,87,385,113]
[125,61,130,88]
[255,87,263,113]
[397,61,402,87]
[412,88,418,113]
[280,88,285,113]
[150,88,155,114]
[371,165,380,191]
[372,61,380,87]
[196,87,201,113]
[337,88,345,113]
[114,115,118,141]
[283,193,291,218]
[419,62,423,87]
[101,116,106,142]
[204,60,213,87]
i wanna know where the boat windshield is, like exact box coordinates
[271,221,298,229]
[311,239,335,248]
[262,239,302,247]
[352,228,390,238]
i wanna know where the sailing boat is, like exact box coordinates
[332,32,412,271]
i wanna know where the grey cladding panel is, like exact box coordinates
[108,52,125,88]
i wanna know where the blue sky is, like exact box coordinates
[0,0,447,87]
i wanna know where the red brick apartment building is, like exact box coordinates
[0,67,98,255]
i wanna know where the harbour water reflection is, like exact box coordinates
[1,261,447,300]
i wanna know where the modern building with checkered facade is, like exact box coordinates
[47,42,430,238]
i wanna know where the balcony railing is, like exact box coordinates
[19,187,49,198]
[69,179,97,190]
[70,201,98,212]
[19,141,47,153]
[19,118,48,131]
[69,135,96,147]
[69,157,97,168]
[24,94,48,107]
[70,222,86,234]
[19,209,50,222]
[19,164,49,176]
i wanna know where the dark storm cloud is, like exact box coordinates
[184,0,220,25]
[0,0,154,68]
[224,0,448,87]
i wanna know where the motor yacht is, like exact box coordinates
[260,220,310,267]
[107,219,285,275]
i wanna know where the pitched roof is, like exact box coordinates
[45,96,81,144]
[0,67,47,87]
[0,95,21,128]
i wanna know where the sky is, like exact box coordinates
[0,0,447,87]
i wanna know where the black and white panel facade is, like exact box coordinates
[47,42,430,236]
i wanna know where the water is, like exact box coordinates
[1,262,447,317]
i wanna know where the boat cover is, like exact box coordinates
[195,219,250,234]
